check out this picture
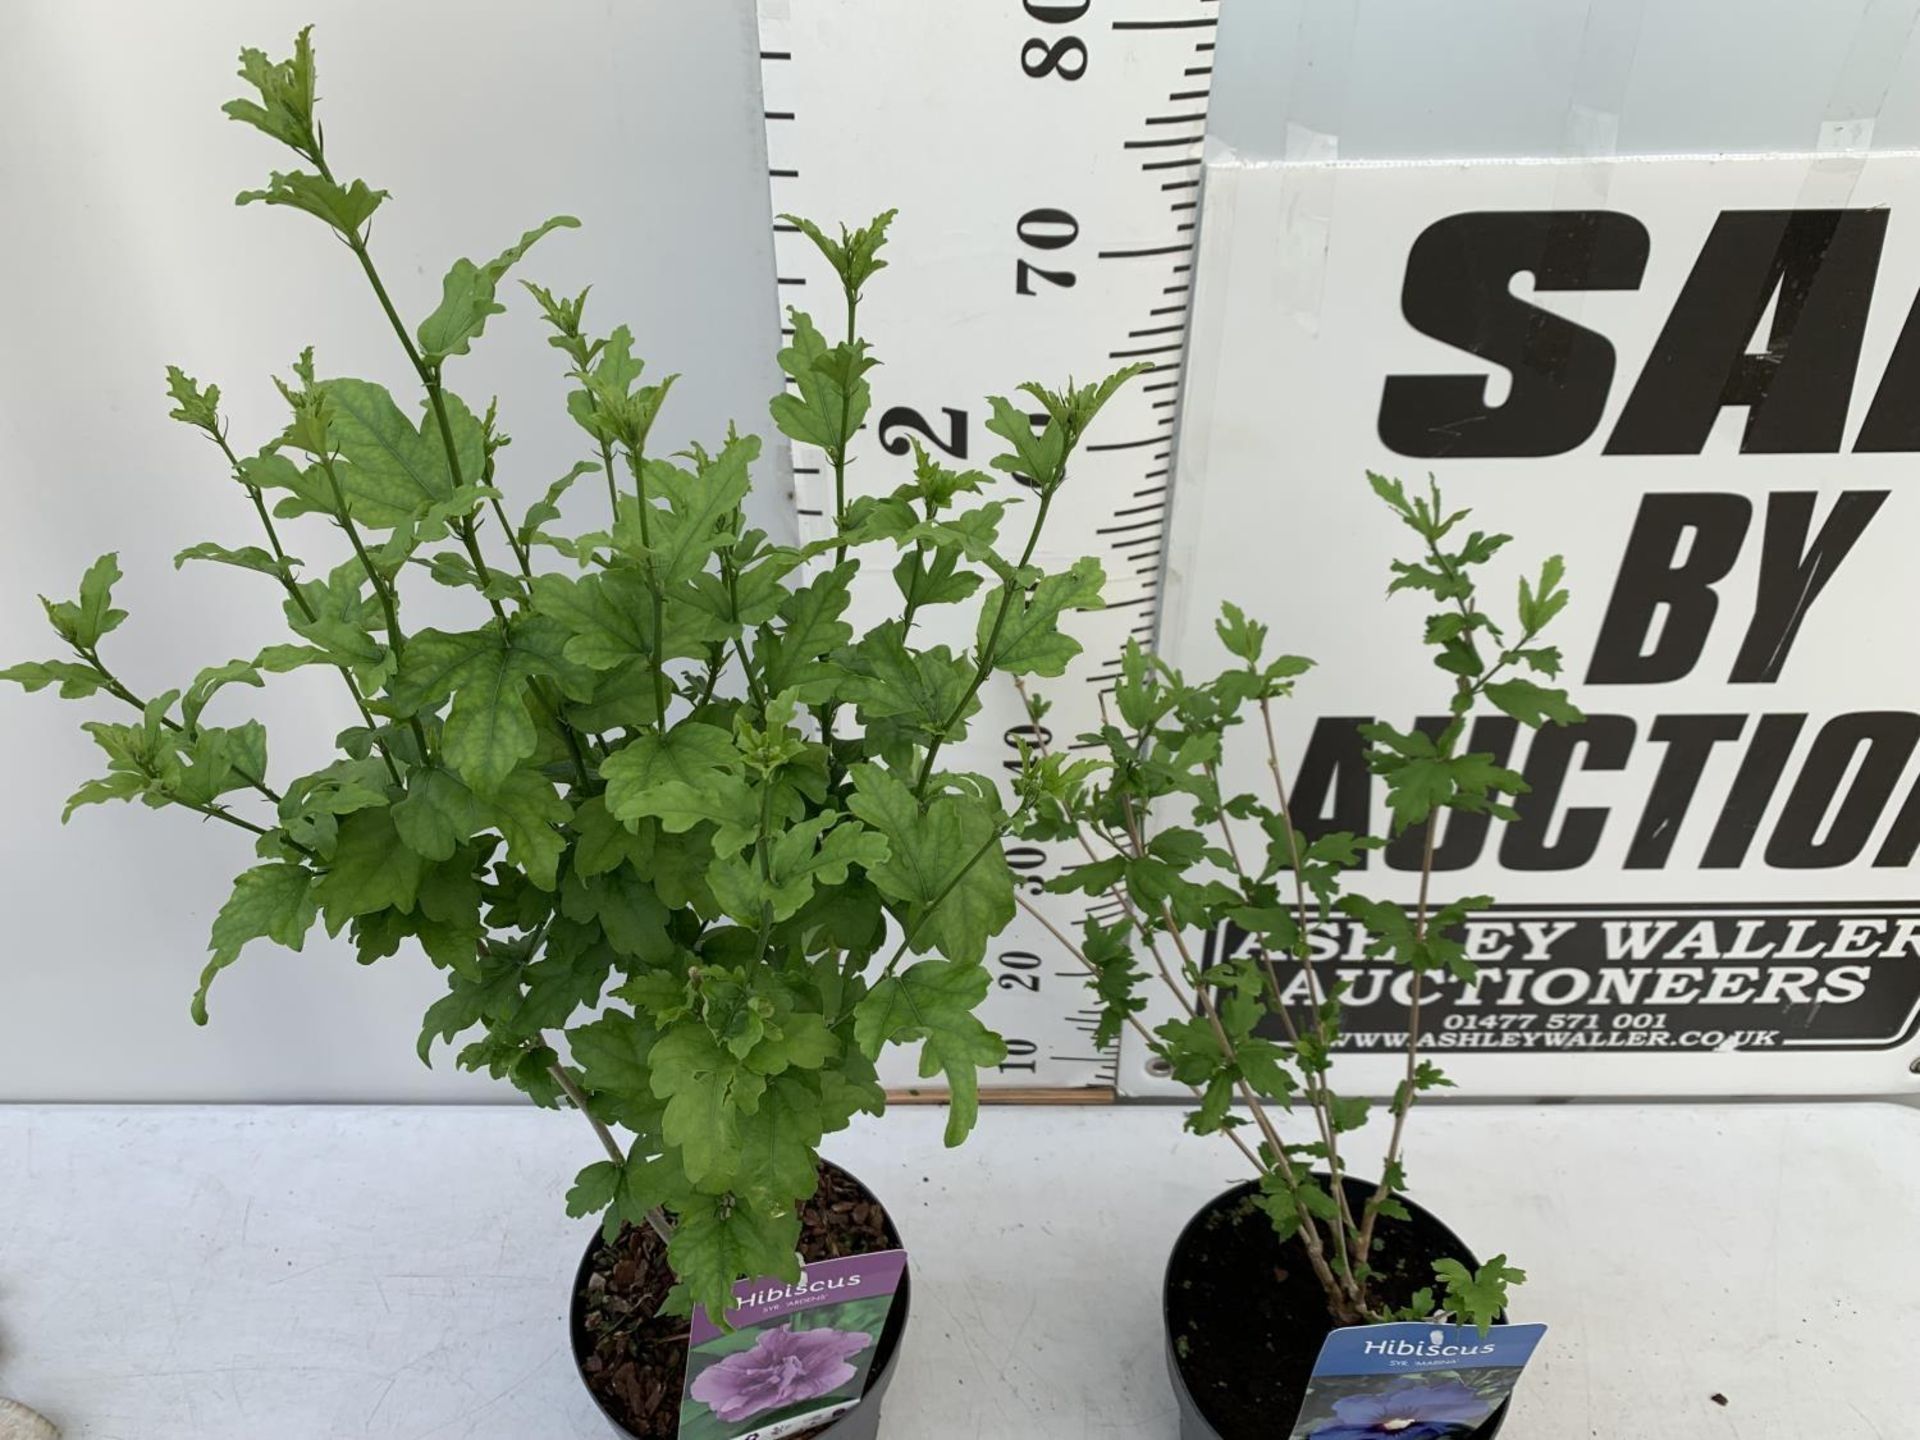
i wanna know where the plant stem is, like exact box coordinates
[831,291,858,568]
[1251,707,1361,1244]
[1015,889,1266,1174]
[82,650,289,809]
[1174,911,1352,1311]
[914,487,1055,797]
[543,1047,674,1246]
[752,779,776,961]
[315,450,436,762]
[1354,814,1440,1264]
[620,446,673,730]
[213,433,402,785]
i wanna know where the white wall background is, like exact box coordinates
[5,0,1918,1101]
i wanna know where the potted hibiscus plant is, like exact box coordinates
[3,29,1139,1440]
[1018,476,1580,1439]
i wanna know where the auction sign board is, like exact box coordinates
[1126,151,1920,1097]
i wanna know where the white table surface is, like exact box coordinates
[0,1102,1914,1438]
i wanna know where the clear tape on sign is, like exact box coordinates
[1796,0,1919,209]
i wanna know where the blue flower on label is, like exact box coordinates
[1309,1378,1493,1440]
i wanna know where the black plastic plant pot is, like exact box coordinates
[570,1161,911,1440]
[1163,1175,1509,1440]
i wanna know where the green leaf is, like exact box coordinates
[561,864,672,960]
[609,770,759,856]
[1434,1254,1527,1337]
[984,394,1065,491]
[417,216,580,362]
[237,170,387,235]
[846,765,1014,965]
[195,862,318,1023]
[520,460,598,551]
[572,794,653,878]
[530,568,717,679]
[839,623,974,737]
[601,721,738,811]
[983,557,1105,677]
[324,379,483,527]
[387,624,560,794]
[668,1190,801,1326]
[854,959,1004,1145]
[565,1160,621,1219]
[41,553,127,649]
[182,659,264,730]
[276,757,389,854]
[174,541,285,578]
[568,1011,658,1097]
[780,210,897,299]
[734,1074,826,1202]
[769,311,872,456]
[487,766,572,891]
[1484,677,1584,729]
[756,562,856,699]
[621,435,757,586]
[392,766,486,862]
[1,659,107,699]
[313,808,425,935]
[710,814,890,925]
[223,28,320,154]
[649,1023,763,1190]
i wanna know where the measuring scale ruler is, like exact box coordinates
[755,0,1220,1090]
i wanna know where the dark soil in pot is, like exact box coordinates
[572,1162,908,1440]
[1164,1175,1508,1440]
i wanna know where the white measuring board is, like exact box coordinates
[756,0,1219,1090]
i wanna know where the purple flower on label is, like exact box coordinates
[689,1322,874,1423]
[1309,1378,1493,1440]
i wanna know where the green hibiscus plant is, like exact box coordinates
[3,29,1139,1321]
[1019,476,1583,1332]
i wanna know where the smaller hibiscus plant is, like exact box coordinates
[1021,476,1580,1329]
[4,28,1141,1324]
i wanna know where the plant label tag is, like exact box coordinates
[678,1249,907,1440]
[1285,1321,1548,1439]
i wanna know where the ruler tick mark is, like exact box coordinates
[1143,156,1205,171]
[1129,323,1184,337]
[765,111,795,121]
[1162,178,1201,191]
[1146,112,1208,125]
[770,168,801,178]
[1126,135,1205,149]
[1098,242,1192,258]
[1109,341,1182,358]
[1113,16,1218,27]
[1168,89,1210,101]
[760,50,792,59]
